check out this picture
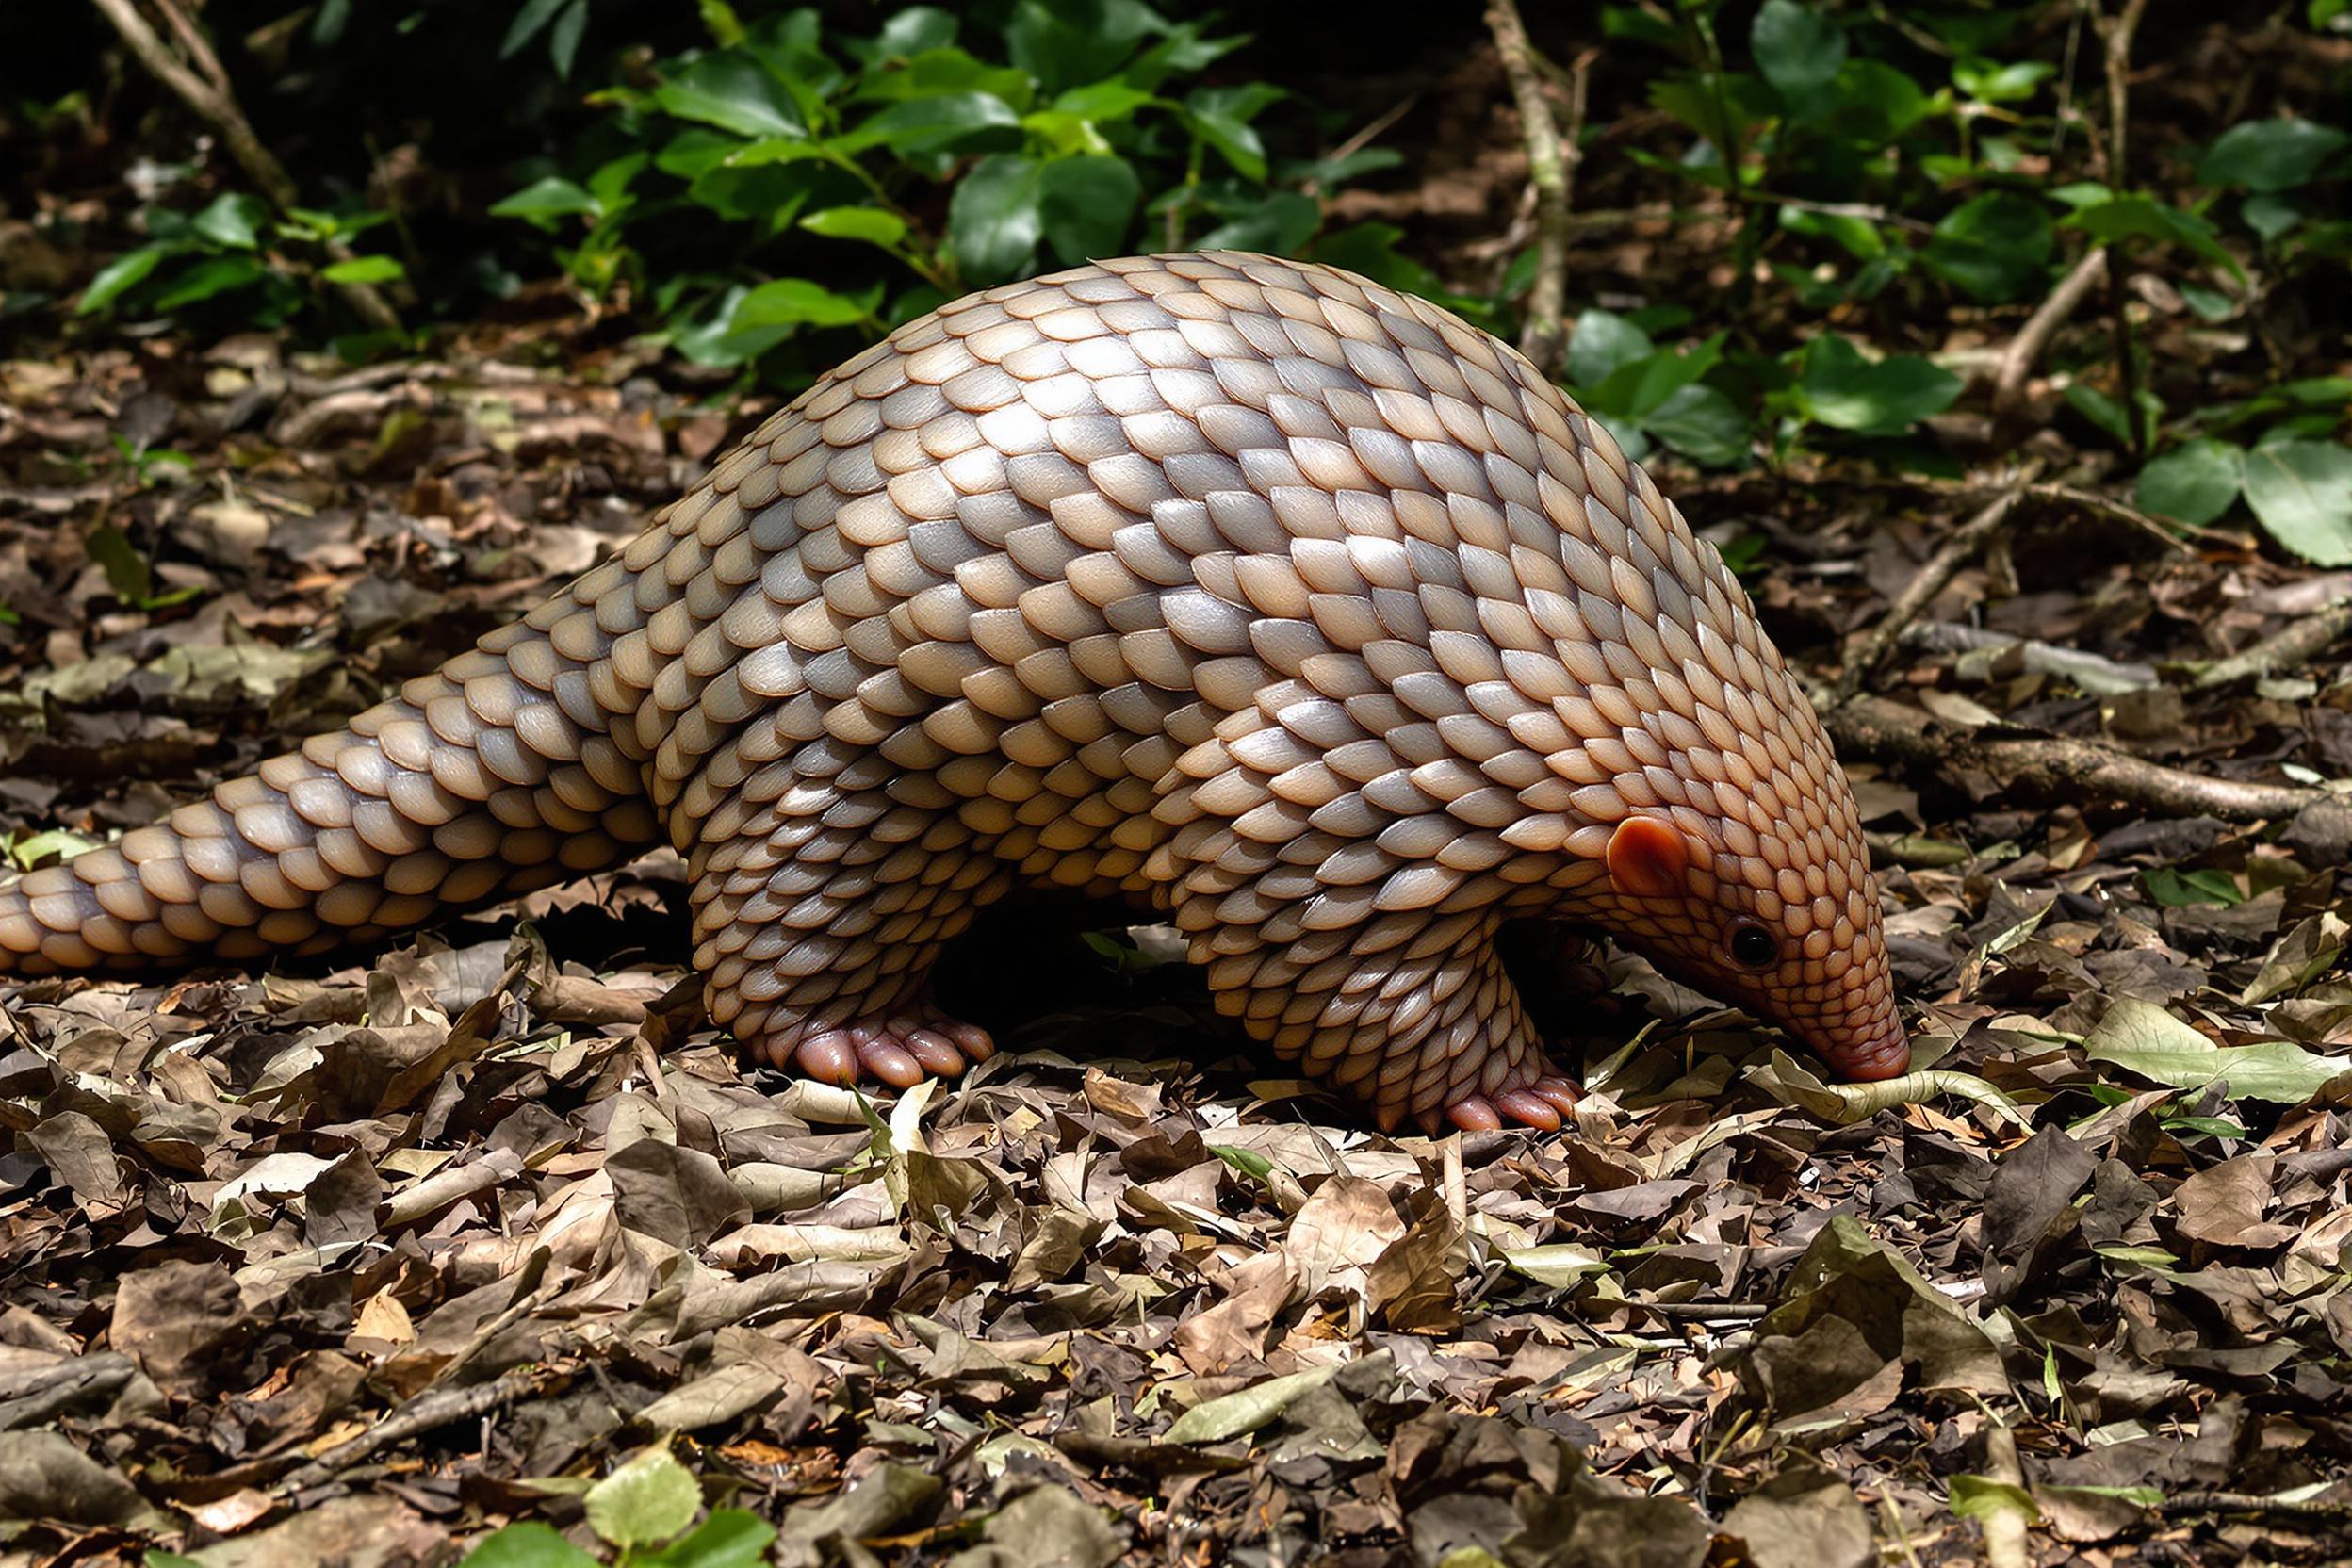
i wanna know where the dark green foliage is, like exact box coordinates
[479,0,1401,381]
[24,0,2352,558]
[1564,0,2350,557]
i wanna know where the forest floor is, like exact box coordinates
[7,22,2352,1568]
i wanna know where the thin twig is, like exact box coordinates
[1630,1299,1771,1321]
[2158,1491,2352,1522]
[1833,463,2045,702]
[2194,596,2352,688]
[1486,0,1585,376]
[1992,249,2108,417]
[273,1363,570,1494]
[1980,1424,2032,1568]
[86,0,401,333]
[1904,621,2158,693]
[1304,95,1421,200]
[1823,694,2327,823]
[1750,192,1936,236]
[2021,481,2203,549]
[2092,0,2153,456]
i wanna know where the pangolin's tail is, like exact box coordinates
[0,619,662,976]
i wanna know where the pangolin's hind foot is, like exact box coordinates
[1440,1072,1581,1135]
[758,1004,996,1089]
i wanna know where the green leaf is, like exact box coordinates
[870,7,959,58]
[1818,58,1930,144]
[1195,190,1320,256]
[499,0,570,58]
[2242,193,2309,241]
[730,277,871,330]
[321,254,405,285]
[1164,1364,1339,1444]
[1751,0,1847,101]
[1501,1244,1609,1288]
[1589,334,1726,423]
[1565,309,1655,389]
[949,153,1048,282]
[458,1522,600,1568]
[151,254,268,311]
[652,51,807,139]
[1953,56,2053,104]
[585,1445,702,1551]
[2241,440,2352,564]
[1949,1474,2041,1524]
[834,91,1022,156]
[635,1510,776,1568]
[1647,384,1752,466]
[1053,78,1161,124]
[2064,384,2132,446]
[548,0,588,78]
[2136,437,2245,528]
[1207,1144,1273,1181]
[800,206,909,247]
[1795,335,1963,433]
[2180,283,2237,322]
[854,46,1032,108]
[2084,997,2352,1106]
[1922,192,2054,302]
[77,244,171,315]
[1039,155,1141,264]
[2141,866,2243,907]
[1005,0,1166,95]
[10,828,98,871]
[2062,195,2246,283]
[674,285,795,367]
[490,177,602,225]
[2197,118,2350,193]
[192,192,268,250]
[1184,85,1274,181]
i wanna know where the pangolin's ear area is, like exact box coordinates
[1606,815,1691,901]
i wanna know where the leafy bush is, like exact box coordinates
[1522,0,2350,555]
[74,191,407,349]
[487,0,1403,380]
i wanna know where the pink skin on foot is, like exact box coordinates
[786,1007,996,1088]
[1440,1074,1580,1135]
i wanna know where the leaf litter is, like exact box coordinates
[5,253,2352,1568]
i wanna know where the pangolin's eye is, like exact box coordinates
[1728,920,1778,971]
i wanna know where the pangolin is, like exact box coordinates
[0,252,1908,1132]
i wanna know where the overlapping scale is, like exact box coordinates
[0,251,1897,1129]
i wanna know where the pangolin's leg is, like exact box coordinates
[685,714,1014,1087]
[0,626,659,973]
[1188,903,1581,1134]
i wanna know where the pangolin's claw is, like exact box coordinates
[781,1005,994,1090]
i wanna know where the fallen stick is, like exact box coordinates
[1832,464,2044,703]
[1823,693,2322,823]
[1991,251,2108,417]
[2194,596,2352,688]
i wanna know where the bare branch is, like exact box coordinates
[1486,0,1589,377]
[2195,596,2352,689]
[1991,249,2108,417]
[1824,694,2324,823]
[85,0,402,333]
[1833,464,2044,703]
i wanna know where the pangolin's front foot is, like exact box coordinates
[754,1004,996,1089]
[1438,1071,1582,1135]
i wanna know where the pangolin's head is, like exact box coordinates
[1592,808,1908,1082]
